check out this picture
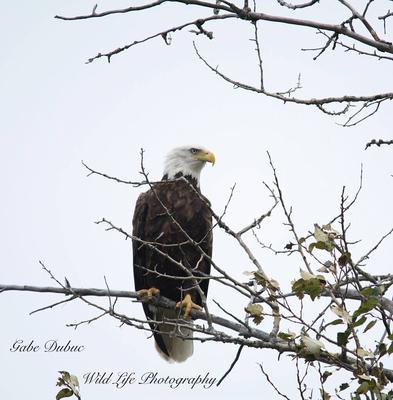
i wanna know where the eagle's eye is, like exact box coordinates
[189,148,199,155]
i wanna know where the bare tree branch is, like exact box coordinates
[276,0,320,10]
[259,363,292,400]
[216,344,244,386]
[56,1,393,124]
[194,40,393,105]
[364,138,393,150]
[3,281,393,382]
[84,14,236,64]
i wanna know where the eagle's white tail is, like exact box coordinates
[155,308,193,363]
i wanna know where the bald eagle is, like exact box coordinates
[132,146,215,362]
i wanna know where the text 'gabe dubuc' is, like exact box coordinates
[9,339,85,353]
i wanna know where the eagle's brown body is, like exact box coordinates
[132,176,212,361]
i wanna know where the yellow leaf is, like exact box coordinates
[330,304,352,323]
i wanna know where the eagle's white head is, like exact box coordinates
[163,145,215,186]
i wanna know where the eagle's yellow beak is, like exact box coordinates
[196,151,215,166]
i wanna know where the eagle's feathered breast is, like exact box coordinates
[132,177,212,361]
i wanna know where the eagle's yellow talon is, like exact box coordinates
[176,294,202,319]
[137,287,160,298]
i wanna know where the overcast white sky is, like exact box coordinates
[1,1,392,399]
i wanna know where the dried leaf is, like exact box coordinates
[254,272,280,291]
[330,304,352,323]
[245,304,263,325]
[68,374,80,397]
[285,242,295,250]
[57,371,80,399]
[321,224,340,238]
[301,333,324,356]
[292,274,325,301]
[357,381,371,394]
[267,278,280,291]
[353,315,367,328]
[323,319,344,331]
[337,329,351,346]
[357,374,372,381]
[338,383,349,392]
[320,389,331,400]
[338,251,351,267]
[314,225,329,242]
[310,225,336,252]
[300,269,316,280]
[278,330,296,341]
[56,389,74,400]
[322,371,332,383]
[363,320,377,333]
[388,342,393,354]
[356,348,375,358]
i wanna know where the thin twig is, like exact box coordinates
[259,363,291,400]
[216,344,244,386]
